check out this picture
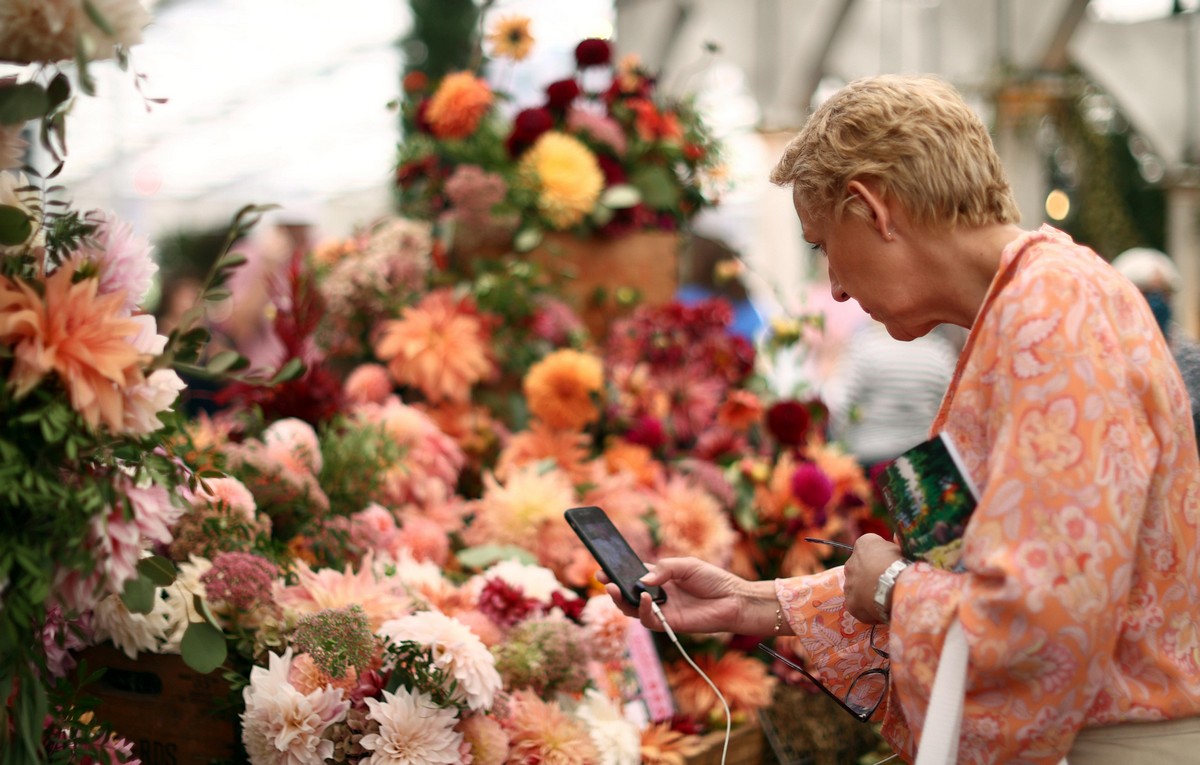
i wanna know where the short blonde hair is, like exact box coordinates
[770,74,1020,229]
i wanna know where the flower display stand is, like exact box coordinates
[685,721,765,765]
[78,644,237,765]
[525,230,681,341]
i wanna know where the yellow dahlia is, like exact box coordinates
[374,289,495,403]
[523,348,604,431]
[519,132,604,229]
[487,15,534,61]
[426,71,493,139]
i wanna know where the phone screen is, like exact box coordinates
[565,506,666,606]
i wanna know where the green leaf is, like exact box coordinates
[600,184,641,209]
[456,545,536,571]
[630,165,681,210]
[0,82,49,125]
[513,228,543,253]
[137,555,176,587]
[193,593,221,630]
[216,252,248,271]
[45,73,71,110]
[180,621,227,674]
[0,205,32,246]
[205,350,242,375]
[120,574,156,615]
[269,357,306,385]
[204,288,232,303]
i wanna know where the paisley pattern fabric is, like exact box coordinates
[775,227,1200,764]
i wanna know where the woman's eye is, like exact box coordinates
[809,243,824,253]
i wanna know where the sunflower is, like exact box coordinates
[523,348,604,431]
[487,15,534,61]
[518,132,604,229]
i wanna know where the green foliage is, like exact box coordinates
[319,417,406,515]
[385,640,465,712]
[292,605,374,680]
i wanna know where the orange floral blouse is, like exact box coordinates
[776,227,1200,764]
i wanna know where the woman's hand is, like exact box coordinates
[600,557,785,636]
[843,533,905,623]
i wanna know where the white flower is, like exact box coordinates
[123,368,187,434]
[379,610,501,711]
[160,555,212,652]
[382,550,449,592]
[361,687,462,765]
[92,590,173,659]
[75,211,157,315]
[0,0,151,64]
[575,689,641,765]
[241,648,349,765]
[263,418,323,474]
[469,559,571,604]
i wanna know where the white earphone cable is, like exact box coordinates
[649,601,731,765]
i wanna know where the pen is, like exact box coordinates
[804,537,855,552]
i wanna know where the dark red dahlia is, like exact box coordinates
[545,78,581,110]
[765,400,812,447]
[506,107,554,156]
[574,38,612,68]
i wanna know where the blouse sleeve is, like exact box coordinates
[887,256,1168,763]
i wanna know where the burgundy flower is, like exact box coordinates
[506,106,554,156]
[595,153,626,185]
[765,400,812,447]
[545,78,582,111]
[477,577,541,628]
[791,461,834,511]
[575,38,612,68]
[624,415,667,451]
[414,97,433,133]
[551,591,586,622]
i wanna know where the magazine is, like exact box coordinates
[873,432,980,571]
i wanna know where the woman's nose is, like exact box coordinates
[829,272,850,303]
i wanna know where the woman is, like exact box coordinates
[607,75,1200,763]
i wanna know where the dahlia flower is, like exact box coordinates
[374,290,494,404]
[41,605,91,678]
[639,722,705,765]
[0,0,150,64]
[665,651,776,724]
[361,687,463,765]
[379,610,502,711]
[567,108,627,155]
[576,689,641,765]
[92,589,173,659]
[425,72,493,140]
[650,476,736,565]
[523,349,604,431]
[580,596,629,663]
[496,420,594,486]
[344,363,394,405]
[277,556,410,631]
[392,514,451,566]
[502,689,599,765]
[263,417,323,475]
[471,560,573,606]
[457,714,509,765]
[519,132,604,229]
[462,463,576,548]
[72,211,157,315]
[487,15,534,61]
[351,396,464,508]
[241,648,350,765]
[0,264,142,431]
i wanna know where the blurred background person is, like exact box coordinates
[1111,246,1200,444]
[677,234,767,344]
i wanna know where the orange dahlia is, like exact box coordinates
[518,132,604,229]
[502,690,599,765]
[486,15,534,61]
[640,722,705,765]
[0,266,142,431]
[523,348,604,431]
[496,419,594,485]
[666,652,776,725]
[374,289,495,403]
[425,71,493,139]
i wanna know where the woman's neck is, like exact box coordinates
[919,222,1027,329]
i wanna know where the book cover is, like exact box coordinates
[873,432,979,571]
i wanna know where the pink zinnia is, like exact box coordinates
[74,211,158,316]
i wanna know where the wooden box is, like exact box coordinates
[78,644,238,765]
[685,721,764,765]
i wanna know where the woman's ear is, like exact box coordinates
[847,179,893,241]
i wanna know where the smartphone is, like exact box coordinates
[564,505,667,607]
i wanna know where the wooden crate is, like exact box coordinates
[685,721,764,765]
[78,644,238,765]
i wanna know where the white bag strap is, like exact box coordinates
[913,619,1067,765]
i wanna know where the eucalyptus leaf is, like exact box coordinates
[630,165,681,210]
[269,357,306,385]
[599,184,641,209]
[0,82,49,125]
[193,593,221,630]
[513,228,543,253]
[120,574,156,615]
[180,621,227,674]
[0,205,33,246]
[205,350,242,375]
[456,545,537,570]
[137,555,177,587]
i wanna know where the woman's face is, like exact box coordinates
[793,187,931,341]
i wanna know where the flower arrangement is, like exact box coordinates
[394,15,725,256]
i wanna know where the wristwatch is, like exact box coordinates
[873,558,914,623]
